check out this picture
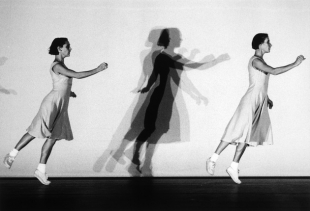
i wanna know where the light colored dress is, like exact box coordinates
[221,56,273,146]
[27,62,73,140]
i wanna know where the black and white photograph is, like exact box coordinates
[1,0,309,210]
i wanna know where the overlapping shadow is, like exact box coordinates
[93,28,230,176]
[0,57,17,95]
[93,28,164,175]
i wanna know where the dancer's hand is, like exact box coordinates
[138,87,150,93]
[193,95,207,105]
[216,53,230,63]
[70,91,77,98]
[267,98,273,109]
[200,96,209,106]
[131,87,141,93]
[98,62,108,71]
[190,49,200,55]
[178,47,188,55]
[294,55,305,66]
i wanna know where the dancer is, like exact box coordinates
[3,37,108,185]
[206,33,305,184]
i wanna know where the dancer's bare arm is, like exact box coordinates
[253,55,305,75]
[53,62,108,79]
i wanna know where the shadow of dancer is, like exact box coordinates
[93,28,210,176]
[128,47,214,176]
[92,28,164,173]
[128,28,230,176]
[0,57,17,95]
[93,28,229,176]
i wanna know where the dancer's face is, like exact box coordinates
[59,41,72,57]
[174,35,182,47]
[260,37,272,53]
[169,30,182,48]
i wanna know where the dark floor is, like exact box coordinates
[1,177,310,211]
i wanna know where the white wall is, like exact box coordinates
[0,0,309,177]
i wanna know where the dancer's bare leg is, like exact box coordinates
[214,141,230,155]
[15,133,35,150]
[3,133,35,169]
[40,138,57,164]
[34,138,56,185]
[233,143,247,163]
[226,143,247,184]
[207,141,230,175]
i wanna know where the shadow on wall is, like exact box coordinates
[0,57,17,95]
[93,27,229,177]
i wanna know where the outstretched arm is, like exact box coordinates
[53,62,108,79]
[179,53,230,70]
[253,55,305,75]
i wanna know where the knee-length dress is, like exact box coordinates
[26,62,73,140]
[221,56,273,146]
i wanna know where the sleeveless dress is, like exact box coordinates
[221,56,273,146]
[26,62,73,141]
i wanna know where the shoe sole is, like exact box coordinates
[34,171,50,185]
[226,168,241,184]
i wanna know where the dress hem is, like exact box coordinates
[27,130,73,141]
[221,139,273,147]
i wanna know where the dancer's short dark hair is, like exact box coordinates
[49,38,68,55]
[157,29,170,49]
[252,33,268,50]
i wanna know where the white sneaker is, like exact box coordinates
[3,154,15,169]
[226,167,241,184]
[34,170,51,185]
[206,158,216,175]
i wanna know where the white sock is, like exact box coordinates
[9,149,19,157]
[230,162,239,171]
[37,164,46,174]
[210,153,219,162]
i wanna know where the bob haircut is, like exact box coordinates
[252,33,269,50]
[157,29,170,49]
[49,38,68,55]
